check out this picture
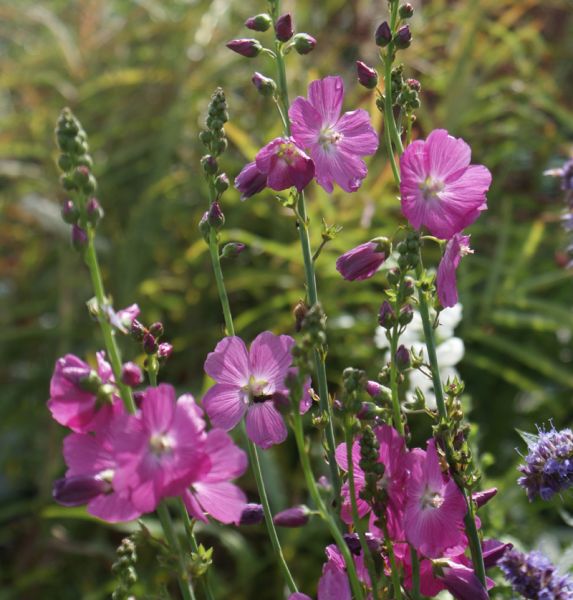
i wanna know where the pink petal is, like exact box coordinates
[88,491,141,523]
[204,336,250,386]
[318,562,351,600]
[290,97,322,148]
[256,138,285,175]
[63,432,114,475]
[193,481,247,524]
[249,332,295,390]
[141,384,175,433]
[202,383,247,431]
[308,76,344,126]
[202,429,248,482]
[425,129,471,181]
[183,489,208,523]
[313,146,367,193]
[245,401,287,449]
[337,109,379,156]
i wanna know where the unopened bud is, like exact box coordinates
[86,197,103,226]
[239,503,265,525]
[226,38,262,58]
[61,199,79,224]
[157,342,173,361]
[356,61,378,89]
[221,242,246,259]
[245,13,272,32]
[395,345,410,369]
[395,25,412,49]
[378,301,395,329]
[121,362,143,387]
[148,322,163,338]
[357,402,378,420]
[201,154,218,175]
[215,173,230,193]
[293,33,316,55]
[375,21,392,47]
[143,333,158,355]
[273,505,310,527]
[130,319,146,341]
[53,476,107,507]
[398,304,414,326]
[71,225,88,252]
[399,3,414,18]
[473,487,498,509]
[275,13,294,42]
[207,201,225,229]
[252,72,277,97]
[199,211,211,241]
[406,78,421,92]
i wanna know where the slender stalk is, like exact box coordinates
[388,321,405,436]
[344,423,380,599]
[380,520,403,600]
[409,545,421,600]
[292,412,365,600]
[383,52,404,156]
[157,502,196,600]
[208,229,235,336]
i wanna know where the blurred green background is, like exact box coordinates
[2,0,573,598]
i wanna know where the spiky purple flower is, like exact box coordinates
[518,425,573,501]
[499,548,573,599]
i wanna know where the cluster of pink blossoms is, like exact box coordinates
[49,353,248,524]
[235,76,379,199]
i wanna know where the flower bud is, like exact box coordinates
[71,225,88,252]
[226,38,262,58]
[406,78,421,92]
[252,72,277,97]
[395,25,412,49]
[214,173,230,193]
[239,503,265,525]
[53,476,108,507]
[357,402,379,420]
[398,304,414,326]
[121,362,143,387]
[157,342,173,361]
[365,380,391,401]
[199,211,211,241]
[221,242,246,259]
[273,505,310,528]
[143,332,158,355]
[399,3,414,18]
[130,319,146,341]
[356,61,378,89]
[395,345,410,369]
[378,301,395,328]
[61,199,79,224]
[473,487,498,509]
[73,166,97,193]
[201,154,218,175]
[293,33,316,55]
[375,21,392,47]
[245,13,272,32]
[275,13,294,42]
[207,201,225,229]
[86,197,104,226]
[58,153,74,172]
[344,533,362,555]
[146,323,162,339]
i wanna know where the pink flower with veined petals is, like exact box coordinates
[48,351,121,433]
[255,137,315,192]
[203,332,310,449]
[113,385,208,513]
[183,428,248,525]
[289,76,379,193]
[436,233,473,307]
[404,439,467,558]
[400,129,492,240]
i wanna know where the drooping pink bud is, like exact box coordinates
[53,476,108,507]
[275,13,294,42]
[226,38,262,58]
[293,33,316,55]
[356,61,378,89]
[273,505,310,527]
[245,13,272,32]
[121,362,143,387]
[239,503,265,525]
[473,487,498,509]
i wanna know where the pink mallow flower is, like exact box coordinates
[400,129,492,240]
[255,137,315,192]
[48,352,120,433]
[203,332,309,449]
[113,385,208,513]
[436,233,473,308]
[336,238,389,281]
[289,76,379,193]
[182,428,248,525]
[404,439,467,558]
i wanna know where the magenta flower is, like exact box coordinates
[255,137,315,192]
[436,233,473,307]
[400,129,492,239]
[55,430,141,522]
[235,161,268,200]
[336,239,388,281]
[113,385,207,513]
[182,429,248,525]
[439,561,490,600]
[403,439,467,558]
[203,332,306,449]
[317,562,351,600]
[289,76,379,193]
[48,352,120,433]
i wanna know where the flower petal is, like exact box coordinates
[337,109,379,156]
[202,429,248,482]
[245,401,288,449]
[308,76,344,126]
[193,481,247,524]
[426,129,471,181]
[290,97,322,148]
[249,331,295,390]
[141,384,176,433]
[202,383,247,431]
[204,336,250,386]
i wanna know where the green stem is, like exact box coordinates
[380,520,403,600]
[292,412,365,600]
[383,50,404,156]
[157,502,196,600]
[388,320,405,436]
[208,229,235,336]
[409,545,421,600]
[344,423,380,599]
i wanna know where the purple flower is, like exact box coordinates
[436,233,473,307]
[235,161,268,200]
[336,240,388,281]
[499,548,573,599]
[517,425,573,501]
[289,76,379,193]
[255,137,315,192]
[400,129,492,240]
[203,332,309,449]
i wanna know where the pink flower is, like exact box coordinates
[289,76,379,193]
[255,137,315,192]
[403,439,467,558]
[436,233,473,308]
[400,129,492,239]
[317,562,351,600]
[182,428,248,525]
[235,161,268,200]
[55,430,141,523]
[48,352,120,433]
[336,239,389,281]
[113,385,208,513]
[203,332,307,449]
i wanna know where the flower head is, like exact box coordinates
[517,425,573,501]
[400,129,492,239]
[289,76,379,193]
[436,233,473,307]
[203,332,309,449]
[255,137,315,192]
[336,239,389,281]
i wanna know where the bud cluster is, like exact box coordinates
[130,318,173,367]
[111,536,138,600]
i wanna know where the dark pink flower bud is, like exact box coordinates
[275,13,293,42]
[293,33,316,55]
[121,362,143,387]
[399,304,414,325]
[86,197,103,226]
[208,200,225,229]
[439,562,489,600]
[53,475,108,507]
[273,505,310,527]
[143,332,158,355]
[239,503,265,525]
[395,345,410,369]
[252,72,277,97]
[71,225,88,252]
[395,24,412,49]
[399,3,414,18]
[482,539,512,568]
[336,241,388,281]
[226,38,262,58]
[130,319,146,341]
[378,301,396,328]
[221,242,246,259]
[157,342,173,361]
[473,487,498,509]
[235,161,268,200]
[356,61,378,89]
[61,199,79,224]
[406,78,421,92]
[148,322,164,338]
[357,402,378,420]
[366,380,383,398]
[245,13,272,32]
[375,21,392,47]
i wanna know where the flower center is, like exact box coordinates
[277,142,298,165]
[149,433,173,455]
[419,177,444,200]
[244,376,272,403]
[96,468,115,494]
[318,127,343,149]
[421,488,444,509]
